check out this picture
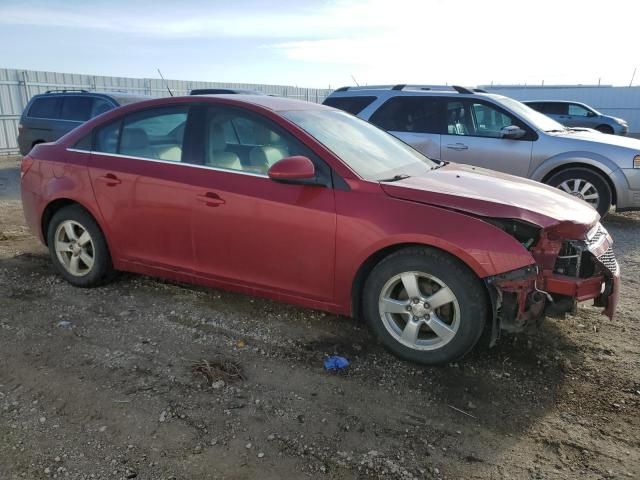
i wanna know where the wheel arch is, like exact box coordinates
[540,162,617,206]
[350,242,493,321]
[41,198,109,248]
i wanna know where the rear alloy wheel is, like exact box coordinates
[363,248,487,365]
[547,168,612,216]
[47,205,114,287]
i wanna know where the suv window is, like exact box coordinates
[94,106,188,161]
[28,97,61,119]
[568,104,590,117]
[323,96,377,115]
[91,98,114,117]
[369,96,443,133]
[544,102,568,115]
[60,96,94,121]
[446,100,527,139]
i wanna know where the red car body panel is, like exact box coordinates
[21,95,619,325]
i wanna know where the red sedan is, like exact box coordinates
[20,95,619,365]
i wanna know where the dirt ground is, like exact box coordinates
[0,154,638,480]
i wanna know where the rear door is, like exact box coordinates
[87,105,196,271]
[368,96,444,160]
[439,98,534,177]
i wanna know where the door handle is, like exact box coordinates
[196,192,225,207]
[445,143,469,151]
[95,173,121,186]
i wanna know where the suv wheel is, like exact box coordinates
[596,125,614,134]
[363,247,487,365]
[546,168,612,216]
[47,205,114,287]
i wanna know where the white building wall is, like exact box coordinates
[482,85,640,137]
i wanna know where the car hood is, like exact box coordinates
[555,129,640,150]
[380,163,598,234]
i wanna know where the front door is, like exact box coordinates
[189,105,337,301]
[439,99,534,178]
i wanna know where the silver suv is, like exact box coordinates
[523,100,628,135]
[323,85,640,216]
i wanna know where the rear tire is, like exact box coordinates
[546,167,612,217]
[47,205,114,287]
[362,247,488,365]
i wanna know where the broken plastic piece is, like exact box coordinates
[324,355,350,371]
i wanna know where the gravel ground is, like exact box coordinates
[0,154,638,480]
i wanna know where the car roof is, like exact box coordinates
[32,90,153,105]
[177,94,329,112]
[523,100,585,104]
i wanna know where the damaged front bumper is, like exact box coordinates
[484,222,620,342]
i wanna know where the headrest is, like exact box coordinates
[209,123,226,152]
[121,128,149,150]
[254,125,282,145]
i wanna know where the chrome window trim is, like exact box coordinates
[65,148,269,179]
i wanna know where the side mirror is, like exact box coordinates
[268,156,316,184]
[586,111,597,118]
[501,125,526,140]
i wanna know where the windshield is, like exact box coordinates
[496,95,567,132]
[282,109,437,180]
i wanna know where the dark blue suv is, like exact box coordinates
[18,90,150,155]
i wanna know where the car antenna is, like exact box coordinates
[350,74,360,87]
[157,68,174,97]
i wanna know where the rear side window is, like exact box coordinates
[60,97,94,121]
[91,98,114,117]
[93,106,188,162]
[95,121,121,154]
[544,103,568,115]
[369,96,444,134]
[525,102,544,112]
[322,96,376,115]
[28,97,61,119]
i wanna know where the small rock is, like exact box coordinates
[159,411,167,422]
[39,417,46,424]
[257,452,264,458]
[246,443,252,449]
[99,425,107,432]
[44,467,51,474]
[211,380,225,389]
[54,456,61,462]
[267,434,275,441]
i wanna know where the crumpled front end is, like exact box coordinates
[486,220,619,337]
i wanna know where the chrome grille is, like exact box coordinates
[586,223,619,274]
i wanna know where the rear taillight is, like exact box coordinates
[21,155,34,179]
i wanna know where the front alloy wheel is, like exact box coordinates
[547,167,612,217]
[363,247,488,365]
[379,272,460,351]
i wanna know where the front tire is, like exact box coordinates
[595,125,614,134]
[546,167,612,217]
[47,205,114,287]
[363,247,488,365]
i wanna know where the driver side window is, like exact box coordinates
[446,100,526,139]
[568,104,590,117]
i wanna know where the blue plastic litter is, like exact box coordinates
[324,356,350,371]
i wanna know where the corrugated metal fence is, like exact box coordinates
[0,67,332,154]
[482,85,640,137]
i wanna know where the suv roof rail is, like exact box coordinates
[44,89,90,94]
[331,84,482,94]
